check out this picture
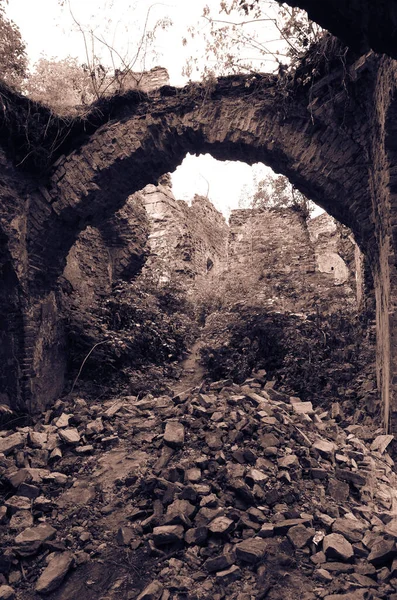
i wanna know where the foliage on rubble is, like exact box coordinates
[64,273,198,395]
[199,302,373,403]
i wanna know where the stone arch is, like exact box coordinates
[27,62,376,291]
[1,49,396,422]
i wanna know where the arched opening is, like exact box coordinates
[56,149,376,413]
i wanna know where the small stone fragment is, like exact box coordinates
[292,402,313,415]
[55,413,71,428]
[335,468,366,487]
[9,511,33,531]
[75,445,94,455]
[0,432,25,455]
[273,518,312,535]
[332,517,365,543]
[14,523,56,553]
[185,527,208,545]
[208,516,234,534]
[186,468,201,483]
[152,525,184,545]
[0,585,15,600]
[205,553,234,573]
[277,455,299,469]
[136,580,163,600]
[235,537,267,563]
[327,478,350,502]
[313,439,337,458]
[216,565,241,584]
[28,432,47,449]
[371,435,394,454]
[86,418,104,436]
[258,524,274,538]
[164,421,185,448]
[58,429,80,445]
[368,538,397,566]
[35,551,74,594]
[287,524,314,549]
[323,533,354,561]
[315,568,333,583]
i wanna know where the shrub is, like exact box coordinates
[199,302,372,404]
[64,273,198,395]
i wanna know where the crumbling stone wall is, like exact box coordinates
[308,213,363,303]
[62,195,148,309]
[226,207,359,312]
[141,180,228,287]
[1,46,397,429]
[226,208,315,310]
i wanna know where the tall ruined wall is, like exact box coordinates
[105,66,170,96]
[308,212,364,304]
[62,196,148,309]
[226,208,316,311]
[142,180,228,287]
[226,207,358,312]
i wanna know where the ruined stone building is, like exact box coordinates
[2,10,397,430]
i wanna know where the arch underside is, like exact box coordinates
[28,65,376,288]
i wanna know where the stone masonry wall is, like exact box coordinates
[62,195,148,309]
[141,180,229,288]
[308,212,364,304]
[226,208,316,311]
[225,208,359,313]
[1,49,397,425]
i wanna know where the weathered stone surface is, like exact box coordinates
[335,468,366,487]
[35,551,74,594]
[312,439,337,457]
[292,402,314,416]
[331,517,366,543]
[0,433,25,455]
[323,533,354,561]
[0,586,15,600]
[14,523,56,553]
[205,553,234,573]
[273,518,312,536]
[371,434,394,454]
[164,421,185,448]
[184,527,208,545]
[327,478,350,502]
[208,516,234,534]
[136,580,163,600]
[235,537,267,563]
[58,429,80,445]
[215,565,241,584]
[152,525,184,545]
[287,524,314,549]
[368,538,397,566]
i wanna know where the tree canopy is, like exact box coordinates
[0,3,27,88]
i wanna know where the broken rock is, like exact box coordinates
[235,537,267,563]
[323,533,354,561]
[136,580,163,600]
[164,421,185,448]
[35,551,74,594]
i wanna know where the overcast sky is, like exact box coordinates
[5,0,321,218]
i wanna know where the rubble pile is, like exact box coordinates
[0,375,397,599]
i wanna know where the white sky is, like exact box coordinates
[5,0,322,218]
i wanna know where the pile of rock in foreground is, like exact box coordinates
[1,376,397,600]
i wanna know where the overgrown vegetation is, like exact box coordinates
[199,301,374,406]
[239,173,315,219]
[63,273,198,397]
